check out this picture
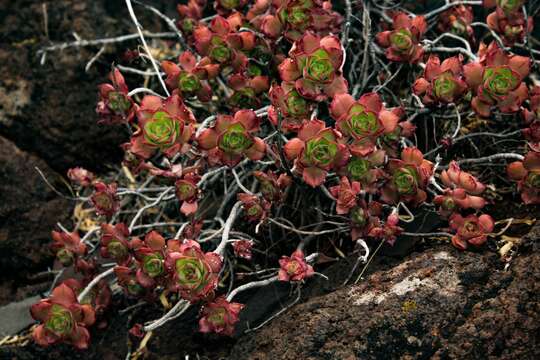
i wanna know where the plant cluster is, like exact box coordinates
[31,0,539,352]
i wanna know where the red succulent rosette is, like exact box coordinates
[165,240,222,302]
[227,73,270,111]
[251,0,342,41]
[434,161,487,216]
[483,0,524,12]
[340,150,386,193]
[375,12,427,64]
[175,172,202,216]
[129,94,196,159]
[131,231,170,289]
[278,32,347,101]
[464,41,530,117]
[268,81,314,132]
[486,6,533,46]
[350,200,383,240]
[507,151,540,204]
[100,223,131,265]
[67,167,95,187]
[177,0,206,36]
[437,4,474,39]
[114,265,145,297]
[330,92,400,156]
[381,147,433,206]
[161,51,220,102]
[278,250,314,281]
[367,213,403,246]
[441,162,487,196]
[237,193,271,222]
[232,239,253,260]
[51,230,87,267]
[412,55,468,106]
[193,15,253,71]
[449,213,494,250]
[522,86,540,150]
[199,296,244,336]
[180,219,205,240]
[30,283,96,349]
[214,0,248,15]
[253,170,291,202]
[63,279,111,328]
[197,109,266,167]
[284,119,350,187]
[330,176,362,215]
[91,182,120,218]
[96,69,137,125]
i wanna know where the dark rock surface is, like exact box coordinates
[0,136,71,303]
[230,232,540,360]
[0,0,173,172]
[0,0,172,304]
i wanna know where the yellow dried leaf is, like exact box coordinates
[73,203,99,232]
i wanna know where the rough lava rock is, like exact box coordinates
[0,0,151,172]
[0,137,71,295]
[230,237,540,359]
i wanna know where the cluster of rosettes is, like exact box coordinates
[34,226,244,338]
[485,0,533,46]
[408,40,531,117]
[435,162,493,250]
[36,0,540,351]
[104,229,224,301]
[248,0,342,41]
[438,4,474,40]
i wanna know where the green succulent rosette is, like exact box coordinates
[433,72,459,101]
[45,305,74,336]
[393,167,419,195]
[351,207,368,227]
[304,135,338,168]
[525,171,540,189]
[346,104,380,139]
[107,240,128,260]
[497,0,522,13]
[220,0,240,10]
[389,29,413,52]
[229,88,258,109]
[285,90,310,117]
[481,66,520,100]
[107,91,132,115]
[209,37,232,63]
[142,253,164,278]
[279,0,311,29]
[143,111,181,150]
[176,180,197,201]
[348,157,371,181]
[303,49,335,84]
[218,123,254,155]
[56,248,75,266]
[176,257,208,290]
[178,72,202,94]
